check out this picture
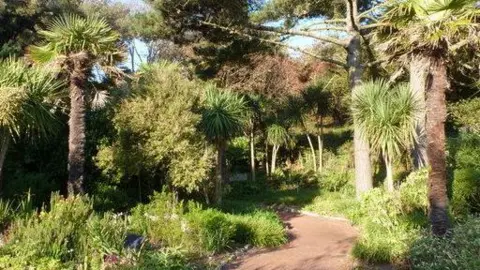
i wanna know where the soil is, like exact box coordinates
[226,211,359,270]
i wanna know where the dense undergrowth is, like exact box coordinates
[0,192,286,269]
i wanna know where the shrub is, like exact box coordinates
[0,194,134,269]
[131,248,191,270]
[185,204,236,253]
[451,168,480,217]
[351,187,425,263]
[410,217,480,270]
[399,169,428,214]
[228,211,287,248]
[129,192,187,250]
[318,170,352,192]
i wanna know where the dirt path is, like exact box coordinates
[226,212,359,270]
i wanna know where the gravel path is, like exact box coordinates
[226,212,359,270]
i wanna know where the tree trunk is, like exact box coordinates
[215,140,226,204]
[249,129,256,181]
[346,0,373,198]
[67,52,89,196]
[410,55,430,169]
[271,145,279,174]
[265,141,270,176]
[318,117,324,172]
[0,129,10,191]
[426,57,450,236]
[384,154,394,192]
[306,134,317,172]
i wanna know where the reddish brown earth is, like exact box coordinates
[227,212,359,270]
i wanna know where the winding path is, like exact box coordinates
[227,212,359,270]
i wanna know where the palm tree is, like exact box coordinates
[375,0,480,236]
[352,80,419,192]
[301,78,333,172]
[0,58,63,188]
[29,14,124,196]
[201,85,246,204]
[266,124,290,174]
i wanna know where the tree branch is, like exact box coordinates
[249,24,348,47]
[199,20,348,68]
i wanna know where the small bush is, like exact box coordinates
[228,211,287,248]
[185,204,236,253]
[399,169,428,214]
[318,170,352,192]
[129,192,187,249]
[410,217,480,270]
[131,248,191,270]
[451,168,480,216]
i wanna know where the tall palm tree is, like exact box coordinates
[29,14,124,196]
[266,124,290,174]
[375,0,480,236]
[201,85,246,204]
[352,80,419,192]
[0,58,63,188]
[301,78,333,172]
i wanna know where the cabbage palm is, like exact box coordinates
[352,80,419,192]
[29,14,124,195]
[376,0,480,236]
[266,124,290,174]
[301,79,333,172]
[0,59,63,188]
[201,86,247,204]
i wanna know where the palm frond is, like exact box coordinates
[201,85,247,142]
[352,80,420,160]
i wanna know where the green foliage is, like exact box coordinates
[30,14,123,65]
[129,249,192,270]
[448,133,480,216]
[228,211,287,248]
[0,58,63,138]
[450,98,480,134]
[130,191,286,255]
[399,169,429,213]
[410,217,480,270]
[96,62,213,193]
[0,194,133,269]
[201,85,247,143]
[186,204,237,253]
[267,124,290,146]
[352,80,419,160]
[451,168,480,217]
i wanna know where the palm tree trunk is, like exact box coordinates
[249,129,256,181]
[384,154,394,192]
[215,140,226,204]
[426,57,450,236]
[67,52,88,196]
[318,116,324,172]
[410,55,430,169]
[0,129,10,191]
[271,145,279,174]
[306,134,317,172]
[346,0,373,198]
[265,141,270,176]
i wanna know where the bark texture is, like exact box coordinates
[346,0,373,198]
[67,52,89,196]
[426,58,450,236]
[410,55,430,169]
[215,140,227,204]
